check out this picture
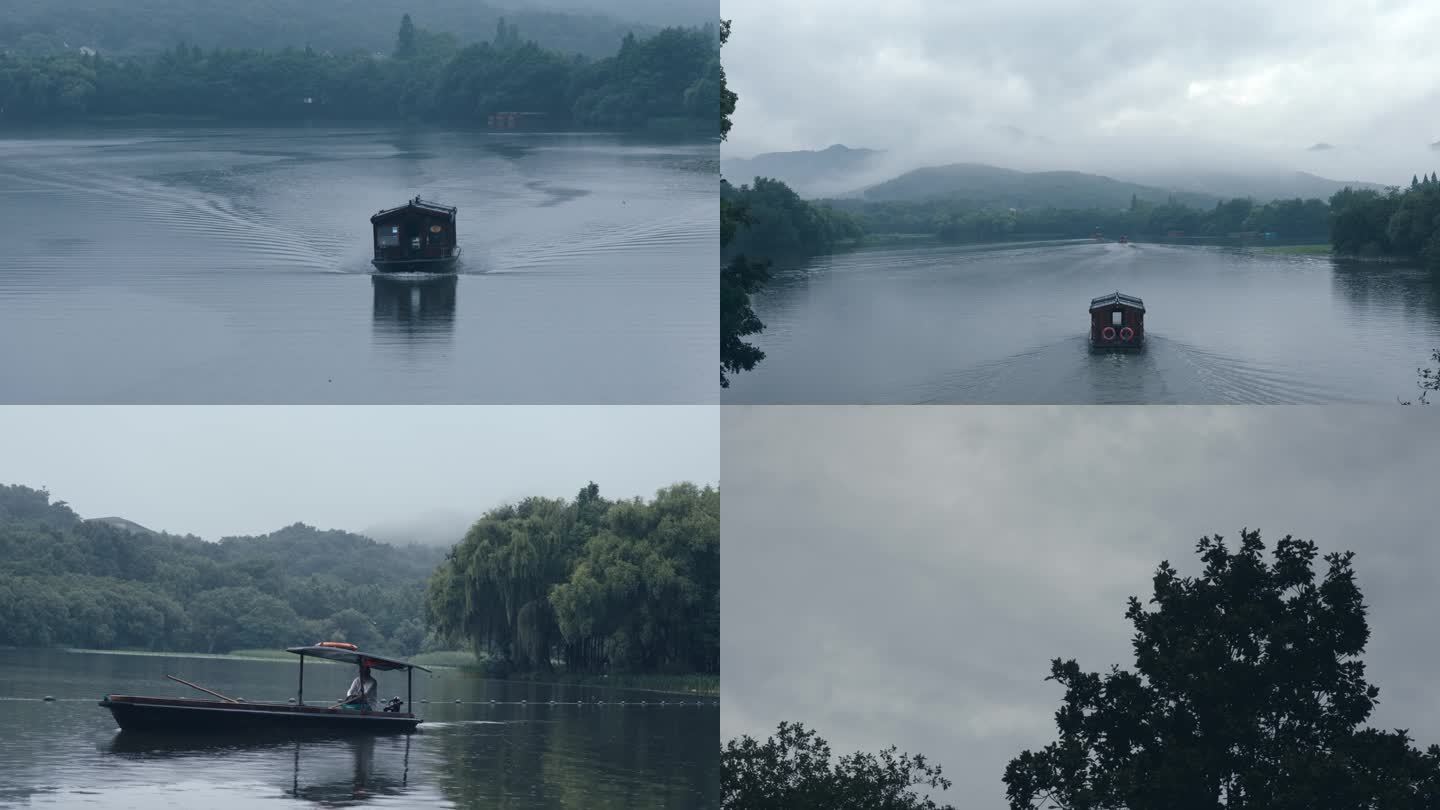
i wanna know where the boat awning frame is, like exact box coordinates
[1089,291,1146,312]
[285,646,432,672]
[370,198,457,224]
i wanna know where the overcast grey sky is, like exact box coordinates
[723,0,1440,184]
[0,406,717,541]
[722,406,1440,808]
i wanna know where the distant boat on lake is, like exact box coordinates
[371,197,460,273]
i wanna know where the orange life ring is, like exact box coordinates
[1119,326,1134,341]
[1101,326,1116,341]
[317,641,358,650]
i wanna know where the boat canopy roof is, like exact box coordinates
[1089,291,1145,312]
[371,197,457,224]
[286,646,432,672]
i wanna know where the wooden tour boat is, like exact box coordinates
[99,644,431,735]
[371,197,460,273]
[1089,291,1145,349]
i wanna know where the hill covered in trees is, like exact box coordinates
[0,16,720,133]
[856,163,1223,210]
[426,482,719,677]
[0,480,720,682]
[1,0,655,59]
[0,484,444,656]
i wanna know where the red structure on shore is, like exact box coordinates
[486,112,546,129]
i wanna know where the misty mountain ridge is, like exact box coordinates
[88,516,158,536]
[362,510,483,548]
[508,0,714,26]
[721,144,887,196]
[853,163,1224,210]
[1118,170,1388,202]
[724,144,1390,207]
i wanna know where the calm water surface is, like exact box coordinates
[723,240,1440,403]
[0,649,718,809]
[0,127,716,403]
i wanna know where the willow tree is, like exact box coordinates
[426,486,604,671]
[550,483,719,673]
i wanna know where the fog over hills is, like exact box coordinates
[509,0,715,26]
[723,143,1393,204]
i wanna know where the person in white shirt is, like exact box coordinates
[341,663,378,710]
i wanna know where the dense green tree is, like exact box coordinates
[815,194,1334,246]
[1004,530,1440,810]
[0,18,717,133]
[1,0,655,60]
[719,20,735,141]
[723,722,955,809]
[427,483,719,675]
[395,14,417,59]
[717,19,773,389]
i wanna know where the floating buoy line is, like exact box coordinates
[5,695,718,707]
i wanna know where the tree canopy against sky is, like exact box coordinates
[1004,529,1440,810]
[722,721,955,810]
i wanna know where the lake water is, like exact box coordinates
[722,240,1440,403]
[0,127,717,404]
[0,649,718,809]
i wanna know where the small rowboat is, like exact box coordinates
[99,645,431,736]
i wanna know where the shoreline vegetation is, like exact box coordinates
[726,173,1440,266]
[0,15,719,134]
[55,648,717,695]
[0,482,719,692]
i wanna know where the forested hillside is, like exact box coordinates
[0,484,443,656]
[0,481,721,680]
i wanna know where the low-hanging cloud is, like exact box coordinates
[721,406,1440,809]
[724,0,1440,184]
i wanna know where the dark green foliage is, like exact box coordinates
[717,19,773,390]
[394,14,417,60]
[1326,177,1440,265]
[717,175,861,386]
[1004,529,1440,810]
[722,722,956,810]
[722,177,864,259]
[0,0,655,60]
[719,20,735,141]
[0,484,442,656]
[426,482,718,675]
[822,194,1332,244]
[0,17,718,132]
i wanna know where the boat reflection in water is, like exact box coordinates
[372,273,458,348]
[107,732,414,807]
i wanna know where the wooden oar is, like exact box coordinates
[166,674,240,703]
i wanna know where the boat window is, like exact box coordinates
[376,225,399,247]
[1111,311,1123,326]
